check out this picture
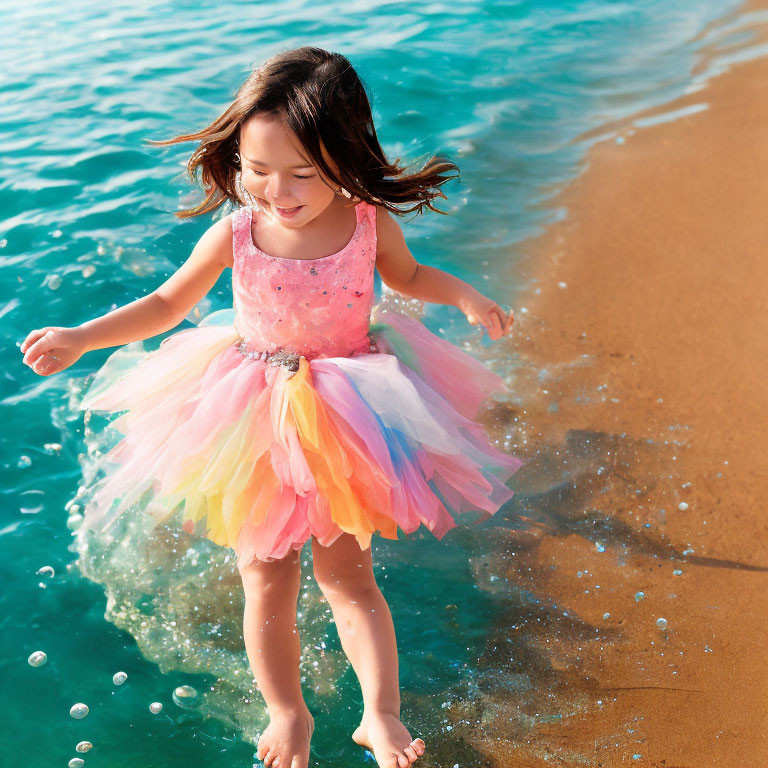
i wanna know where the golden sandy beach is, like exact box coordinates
[461,2,768,765]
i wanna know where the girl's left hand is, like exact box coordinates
[460,296,514,341]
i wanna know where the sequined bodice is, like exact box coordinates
[231,200,378,360]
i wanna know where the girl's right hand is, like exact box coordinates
[20,326,87,377]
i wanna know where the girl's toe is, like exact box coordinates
[412,738,426,754]
[404,745,419,762]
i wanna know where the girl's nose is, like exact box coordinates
[265,176,293,203]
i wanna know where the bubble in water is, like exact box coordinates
[70,703,89,719]
[52,229,63,238]
[75,741,93,753]
[595,542,606,553]
[82,264,96,278]
[113,671,128,685]
[68,759,84,768]
[678,502,689,511]
[67,513,84,530]
[656,617,668,630]
[28,650,47,667]
[36,566,55,579]
[17,455,32,469]
[46,274,62,290]
[634,591,645,602]
[602,612,611,620]
[149,702,163,714]
[673,569,683,576]
[173,684,201,710]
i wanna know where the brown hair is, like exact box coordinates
[143,46,460,219]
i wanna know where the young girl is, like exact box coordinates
[20,47,522,768]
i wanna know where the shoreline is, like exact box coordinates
[470,2,768,765]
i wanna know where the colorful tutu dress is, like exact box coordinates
[78,199,523,565]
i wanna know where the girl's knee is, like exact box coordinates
[312,558,378,600]
[238,550,300,596]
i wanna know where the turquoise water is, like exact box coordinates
[2,0,761,765]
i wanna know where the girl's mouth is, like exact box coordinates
[274,205,303,218]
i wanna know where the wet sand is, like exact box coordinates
[466,3,768,766]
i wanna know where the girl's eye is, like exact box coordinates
[249,170,314,180]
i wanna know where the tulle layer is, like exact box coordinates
[79,308,523,566]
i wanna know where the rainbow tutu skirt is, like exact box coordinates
[77,306,523,566]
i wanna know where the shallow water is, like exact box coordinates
[2,0,762,765]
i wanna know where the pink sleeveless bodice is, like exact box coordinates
[231,200,378,360]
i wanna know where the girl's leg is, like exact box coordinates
[239,549,314,768]
[311,534,426,768]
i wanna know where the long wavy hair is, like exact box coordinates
[144,46,460,219]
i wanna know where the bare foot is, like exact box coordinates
[256,706,314,768]
[352,712,426,768]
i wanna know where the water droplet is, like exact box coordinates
[28,650,47,667]
[150,701,163,713]
[595,542,605,553]
[75,741,93,753]
[635,591,645,602]
[68,759,85,768]
[67,513,84,530]
[173,685,201,710]
[656,617,668,630]
[678,502,689,511]
[113,671,128,685]
[70,703,89,719]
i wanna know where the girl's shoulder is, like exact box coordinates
[196,210,237,270]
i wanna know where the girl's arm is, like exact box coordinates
[20,214,234,376]
[374,207,513,340]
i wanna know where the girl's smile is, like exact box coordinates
[271,203,304,218]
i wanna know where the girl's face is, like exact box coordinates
[238,115,342,227]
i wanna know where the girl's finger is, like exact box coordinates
[489,310,503,337]
[33,356,55,375]
[23,334,55,366]
[20,328,50,354]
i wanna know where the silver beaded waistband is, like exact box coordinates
[235,333,380,371]
[236,340,302,370]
